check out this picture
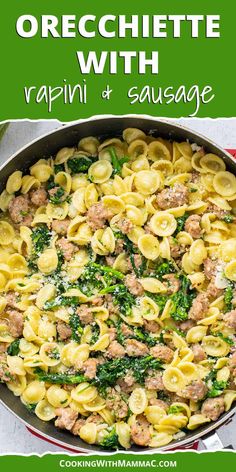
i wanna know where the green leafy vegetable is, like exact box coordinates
[25,403,37,413]
[173,213,189,236]
[205,369,228,397]
[100,427,120,450]
[7,339,20,356]
[54,164,64,174]
[90,323,100,345]
[31,224,51,255]
[168,405,185,414]
[109,147,129,175]
[147,293,168,313]
[94,356,163,391]
[69,312,83,342]
[48,186,65,204]
[170,274,196,321]
[208,380,228,397]
[100,284,135,317]
[223,214,234,223]
[132,327,157,347]
[35,368,86,385]
[224,282,234,312]
[44,296,80,310]
[67,156,93,174]
[114,232,146,277]
[153,261,176,280]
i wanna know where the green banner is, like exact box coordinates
[0,452,235,471]
[0,0,235,120]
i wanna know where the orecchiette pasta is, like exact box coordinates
[0,128,236,451]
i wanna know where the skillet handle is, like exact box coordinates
[199,431,234,451]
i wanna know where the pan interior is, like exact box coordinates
[0,116,236,452]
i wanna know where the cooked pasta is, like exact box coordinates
[0,128,236,451]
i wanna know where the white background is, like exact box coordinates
[0,118,236,453]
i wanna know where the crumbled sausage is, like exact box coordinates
[189,293,209,321]
[203,258,217,280]
[114,238,125,255]
[207,204,228,220]
[71,419,86,435]
[105,294,119,315]
[143,319,159,333]
[107,340,126,359]
[201,397,225,421]
[85,413,104,425]
[116,218,133,234]
[162,274,180,295]
[192,344,206,363]
[127,254,143,272]
[168,237,185,259]
[57,321,72,340]
[0,343,8,354]
[223,309,236,330]
[76,305,93,325]
[149,398,168,411]
[30,187,48,207]
[91,296,104,306]
[8,195,32,226]
[108,327,117,342]
[106,388,128,419]
[124,274,144,296]
[105,256,115,266]
[86,202,113,231]
[0,355,14,382]
[55,407,78,430]
[120,323,133,337]
[6,292,19,309]
[150,344,174,363]
[8,310,24,338]
[207,279,223,299]
[48,186,66,201]
[180,380,208,402]
[51,219,70,235]
[125,339,149,357]
[56,237,76,261]
[184,215,202,239]
[130,414,151,446]
[117,371,136,393]
[145,371,164,391]
[82,359,98,379]
[179,319,195,332]
[229,352,236,369]
[156,183,188,210]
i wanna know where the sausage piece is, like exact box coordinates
[116,218,133,234]
[107,340,126,359]
[223,309,236,330]
[55,407,78,430]
[8,195,32,226]
[150,344,174,363]
[180,380,208,402]
[30,187,48,207]
[86,202,113,231]
[56,237,76,261]
[184,214,202,239]
[189,293,209,321]
[56,321,72,341]
[125,339,149,357]
[124,274,144,296]
[156,183,188,210]
[201,397,225,421]
[130,414,151,446]
[51,219,70,235]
